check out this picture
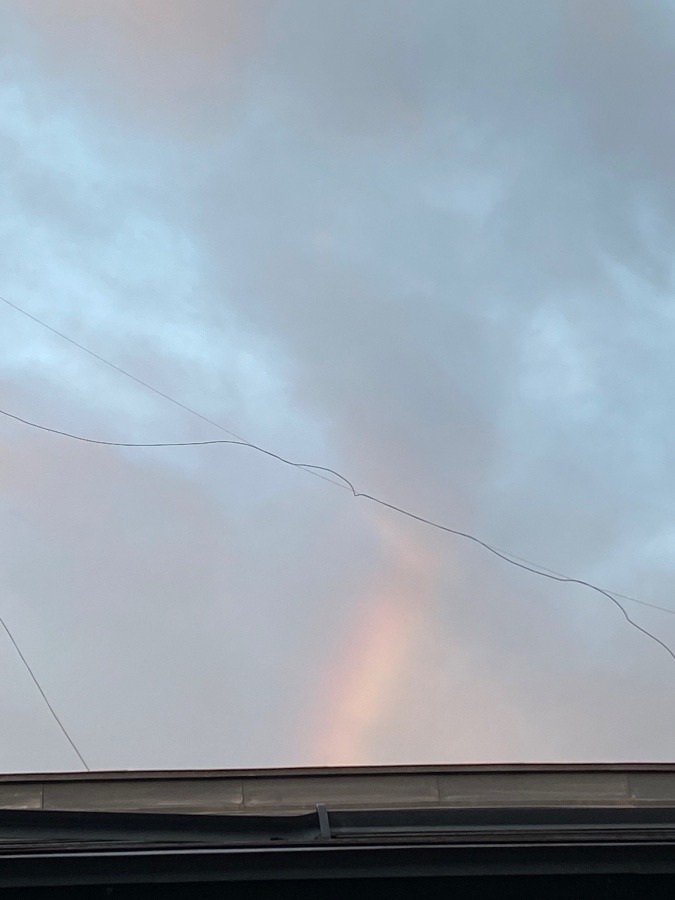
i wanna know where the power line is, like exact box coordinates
[0,294,347,491]
[5,296,668,616]
[486,549,675,618]
[0,405,354,486]
[2,404,674,666]
[353,494,675,664]
[0,615,89,771]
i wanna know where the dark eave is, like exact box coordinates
[1,765,674,890]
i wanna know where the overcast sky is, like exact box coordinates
[1,0,675,773]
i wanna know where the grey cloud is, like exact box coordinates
[2,0,267,135]
[2,1,675,769]
[0,380,393,770]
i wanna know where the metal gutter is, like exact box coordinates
[0,768,674,888]
[2,764,675,815]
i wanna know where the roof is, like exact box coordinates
[2,764,675,893]
[2,762,675,814]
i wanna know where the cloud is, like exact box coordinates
[2,1,675,769]
[6,0,265,134]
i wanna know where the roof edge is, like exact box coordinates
[2,762,675,783]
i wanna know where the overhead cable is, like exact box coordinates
[0,294,346,491]
[2,404,674,667]
[0,615,90,771]
[4,294,664,613]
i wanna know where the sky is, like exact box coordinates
[1,0,675,773]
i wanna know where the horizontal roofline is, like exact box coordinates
[2,762,675,783]
[2,763,675,815]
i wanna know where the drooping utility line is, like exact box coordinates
[0,294,346,491]
[3,293,668,617]
[2,404,674,667]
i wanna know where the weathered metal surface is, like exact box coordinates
[0,784,42,810]
[629,772,675,805]
[43,778,243,813]
[437,772,633,807]
[0,765,674,814]
[243,774,440,811]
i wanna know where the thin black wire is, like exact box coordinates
[0,616,89,770]
[352,494,675,664]
[3,294,669,617]
[0,294,347,491]
[485,549,675,618]
[0,406,355,486]
[2,405,674,666]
